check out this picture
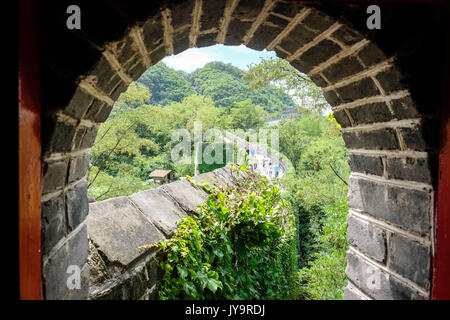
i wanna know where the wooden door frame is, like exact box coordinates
[19,0,42,300]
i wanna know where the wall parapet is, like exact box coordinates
[87,166,248,300]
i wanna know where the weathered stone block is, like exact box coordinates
[348,102,393,125]
[247,22,284,51]
[310,73,328,88]
[272,1,303,18]
[68,153,90,183]
[129,189,186,236]
[391,96,421,119]
[330,24,364,46]
[342,128,399,150]
[301,9,336,33]
[399,127,427,151]
[173,30,190,55]
[41,194,66,254]
[197,33,218,48]
[64,89,94,120]
[348,175,431,235]
[142,13,164,52]
[160,179,208,213]
[224,20,253,46]
[323,90,343,106]
[347,215,386,262]
[88,196,165,268]
[375,68,405,94]
[299,39,342,69]
[200,0,227,31]
[333,109,351,128]
[280,24,317,55]
[149,45,166,66]
[42,160,68,194]
[386,157,431,184]
[76,126,99,150]
[169,0,194,31]
[47,121,78,153]
[345,250,426,300]
[43,225,89,300]
[388,234,431,289]
[336,78,381,103]
[357,43,386,67]
[348,154,384,176]
[66,180,89,231]
[322,56,364,83]
[65,263,90,300]
[343,285,366,300]
[128,60,147,83]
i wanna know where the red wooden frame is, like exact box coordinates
[432,12,450,300]
[19,0,42,300]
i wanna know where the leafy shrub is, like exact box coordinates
[151,166,298,299]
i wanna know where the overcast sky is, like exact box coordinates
[162,44,276,73]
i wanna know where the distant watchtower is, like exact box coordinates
[281,106,300,120]
[148,170,174,185]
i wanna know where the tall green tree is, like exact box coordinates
[243,57,329,114]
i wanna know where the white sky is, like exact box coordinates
[162,44,276,73]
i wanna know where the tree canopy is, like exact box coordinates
[136,61,295,114]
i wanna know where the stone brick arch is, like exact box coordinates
[39,0,446,299]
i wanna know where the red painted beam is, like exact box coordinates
[18,0,42,300]
[432,7,450,300]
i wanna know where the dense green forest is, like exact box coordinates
[87,57,349,300]
[136,61,294,114]
[88,61,294,200]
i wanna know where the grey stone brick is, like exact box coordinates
[348,102,394,125]
[347,215,386,262]
[348,154,384,176]
[336,78,381,103]
[42,160,68,194]
[322,56,365,83]
[386,157,431,184]
[68,153,90,184]
[43,225,89,300]
[330,24,364,46]
[391,96,421,119]
[310,73,328,88]
[41,194,66,254]
[272,1,303,18]
[225,21,253,46]
[142,13,164,52]
[399,127,427,151]
[357,43,386,67]
[346,250,426,300]
[64,89,94,120]
[301,9,335,33]
[66,180,89,231]
[342,128,399,150]
[343,286,365,300]
[73,126,99,150]
[280,24,317,54]
[388,234,431,289]
[247,24,282,51]
[375,68,406,94]
[65,263,89,300]
[169,0,194,31]
[200,0,226,31]
[333,110,351,128]
[323,90,343,106]
[173,30,190,55]
[47,121,78,153]
[299,39,342,68]
[348,176,431,235]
